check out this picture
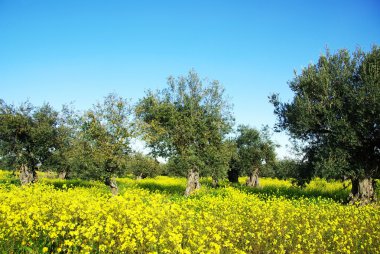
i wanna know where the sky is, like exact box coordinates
[1,0,379,158]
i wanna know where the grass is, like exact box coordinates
[1,169,375,203]
[0,172,379,253]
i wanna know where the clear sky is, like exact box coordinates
[1,0,379,158]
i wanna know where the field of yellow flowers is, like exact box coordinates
[0,171,379,253]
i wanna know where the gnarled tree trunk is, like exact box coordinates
[212,177,219,188]
[19,164,37,185]
[349,177,376,205]
[136,173,147,180]
[185,168,200,196]
[105,177,118,195]
[246,167,260,187]
[58,171,68,179]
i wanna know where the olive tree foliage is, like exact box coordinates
[136,71,234,195]
[127,153,161,179]
[270,46,380,204]
[0,100,62,184]
[272,159,306,181]
[227,125,276,187]
[70,94,133,194]
[165,139,235,185]
[44,104,81,179]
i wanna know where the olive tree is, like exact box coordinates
[127,153,161,179]
[228,125,276,187]
[0,100,61,184]
[270,46,380,204]
[136,71,234,195]
[71,94,133,194]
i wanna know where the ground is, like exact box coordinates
[0,170,379,253]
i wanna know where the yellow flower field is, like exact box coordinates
[0,172,379,253]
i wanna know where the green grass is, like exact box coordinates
[0,169,379,253]
[1,169,378,204]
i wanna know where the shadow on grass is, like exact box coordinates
[0,175,185,195]
[41,179,104,189]
[130,182,186,195]
[0,171,368,204]
[0,172,104,190]
[232,183,350,203]
[0,171,20,186]
[0,179,21,186]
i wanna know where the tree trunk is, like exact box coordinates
[58,171,68,179]
[246,167,260,187]
[105,177,118,195]
[212,176,219,188]
[227,168,239,183]
[349,177,377,205]
[184,168,200,196]
[19,164,37,185]
[136,173,147,180]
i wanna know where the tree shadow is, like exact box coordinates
[231,183,350,203]
[130,181,186,195]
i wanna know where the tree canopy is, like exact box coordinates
[71,94,133,194]
[270,46,380,204]
[228,125,276,186]
[0,100,62,183]
[136,71,234,195]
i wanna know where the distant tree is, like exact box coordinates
[128,153,161,179]
[270,46,380,205]
[164,139,233,184]
[136,71,234,195]
[231,125,276,187]
[0,100,61,184]
[204,139,236,187]
[272,159,302,180]
[44,104,81,179]
[164,157,188,177]
[71,94,133,194]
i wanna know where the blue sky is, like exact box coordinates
[1,0,379,158]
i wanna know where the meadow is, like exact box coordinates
[0,170,379,253]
